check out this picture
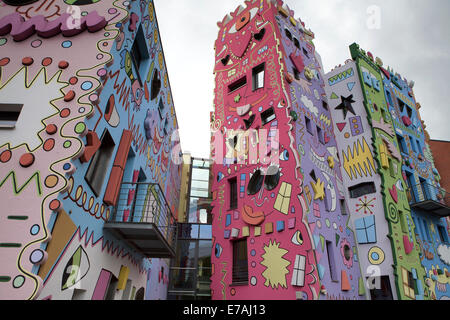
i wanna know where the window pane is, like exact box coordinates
[175,240,196,268]
[199,225,212,239]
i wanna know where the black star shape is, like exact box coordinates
[335,94,356,119]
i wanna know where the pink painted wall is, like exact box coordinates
[210,0,320,300]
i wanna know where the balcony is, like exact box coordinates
[104,182,177,258]
[407,182,450,218]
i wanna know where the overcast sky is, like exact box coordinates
[153,0,450,159]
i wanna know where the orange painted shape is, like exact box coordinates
[341,270,351,291]
[236,11,250,31]
[19,153,35,168]
[22,57,34,66]
[58,60,69,69]
[80,131,101,163]
[64,90,76,102]
[242,205,265,226]
[45,124,58,135]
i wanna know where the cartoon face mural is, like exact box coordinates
[0,0,181,300]
[210,0,363,301]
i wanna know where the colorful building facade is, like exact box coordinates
[380,64,450,300]
[325,43,450,300]
[0,0,182,300]
[210,0,363,300]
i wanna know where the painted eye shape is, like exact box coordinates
[61,246,90,291]
[291,231,304,246]
[228,8,259,34]
[264,166,280,191]
[247,169,264,195]
[215,243,223,258]
[280,149,290,161]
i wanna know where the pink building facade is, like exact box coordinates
[210,0,364,300]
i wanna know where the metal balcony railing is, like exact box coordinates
[407,182,450,217]
[106,182,177,257]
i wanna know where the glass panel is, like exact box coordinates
[174,240,197,267]
[198,240,212,268]
[192,168,210,181]
[199,225,212,239]
[192,159,210,168]
[169,268,197,290]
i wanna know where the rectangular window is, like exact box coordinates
[411,137,418,153]
[399,210,407,233]
[85,129,116,197]
[326,240,338,282]
[158,98,164,119]
[0,104,23,128]
[229,177,238,210]
[260,107,276,126]
[130,25,150,84]
[406,106,413,118]
[396,134,408,154]
[402,268,417,300]
[302,47,309,58]
[228,76,247,93]
[389,158,396,177]
[232,239,248,284]
[252,63,265,91]
[386,90,393,105]
[291,254,306,287]
[349,182,376,199]
[340,199,347,215]
[370,276,394,300]
[317,125,325,144]
[398,98,406,114]
[305,116,313,134]
[293,67,301,80]
[423,219,431,242]
[438,225,449,244]
[293,38,300,50]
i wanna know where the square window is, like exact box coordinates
[0,104,23,128]
[355,215,377,244]
[252,63,265,91]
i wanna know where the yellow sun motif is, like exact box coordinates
[261,240,290,289]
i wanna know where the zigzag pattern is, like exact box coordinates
[320,114,331,127]
[328,68,354,86]
[0,171,42,196]
[342,138,376,180]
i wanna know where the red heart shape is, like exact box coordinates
[230,31,252,58]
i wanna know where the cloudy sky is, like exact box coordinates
[153,0,450,159]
